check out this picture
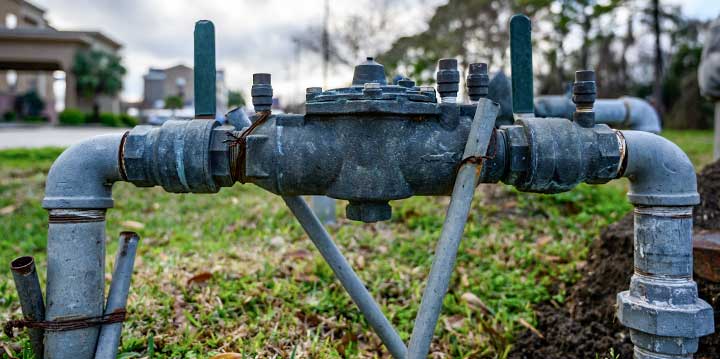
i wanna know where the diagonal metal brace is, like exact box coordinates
[407,98,500,358]
[282,196,408,359]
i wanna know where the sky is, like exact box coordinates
[32,0,720,105]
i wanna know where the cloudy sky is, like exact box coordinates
[33,0,720,105]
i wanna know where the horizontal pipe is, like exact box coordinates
[282,195,407,359]
[11,256,45,359]
[94,232,140,359]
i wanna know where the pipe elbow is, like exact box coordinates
[620,130,699,206]
[42,133,126,209]
[621,97,661,133]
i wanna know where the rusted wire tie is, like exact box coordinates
[224,110,271,182]
[3,309,126,337]
[460,129,498,166]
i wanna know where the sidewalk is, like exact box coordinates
[0,125,129,149]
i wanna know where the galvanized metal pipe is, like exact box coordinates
[282,195,407,359]
[714,101,720,161]
[45,210,107,359]
[311,196,336,225]
[407,99,499,358]
[94,232,140,359]
[42,133,125,359]
[11,256,45,358]
[617,131,715,358]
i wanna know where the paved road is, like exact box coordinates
[0,126,129,149]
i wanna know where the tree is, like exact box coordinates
[72,49,126,119]
[164,95,183,118]
[228,90,246,109]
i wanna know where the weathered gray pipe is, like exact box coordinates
[617,130,714,358]
[536,95,661,133]
[282,195,407,359]
[42,133,126,359]
[408,99,499,359]
[11,256,45,358]
[94,232,140,359]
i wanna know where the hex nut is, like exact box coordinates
[617,291,715,338]
[588,124,622,183]
[122,125,155,187]
[210,125,235,187]
[501,125,530,185]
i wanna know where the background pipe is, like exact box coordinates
[42,133,125,359]
[617,130,714,358]
[10,256,45,359]
[94,232,140,359]
[535,95,661,133]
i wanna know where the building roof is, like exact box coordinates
[0,27,122,50]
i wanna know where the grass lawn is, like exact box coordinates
[0,130,713,358]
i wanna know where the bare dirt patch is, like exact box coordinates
[509,160,720,359]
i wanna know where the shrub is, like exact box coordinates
[99,112,122,127]
[2,111,16,122]
[119,114,139,127]
[59,109,86,125]
[22,115,46,122]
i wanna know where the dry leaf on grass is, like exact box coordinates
[517,317,544,339]
[209,353,243,359]
[461,292,493,316]
[0,205,16,215]
[187,271,213,286]
[121,220,145,230]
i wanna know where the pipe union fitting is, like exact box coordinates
[123,120,234,193]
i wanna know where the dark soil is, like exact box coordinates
[509,160,720,359]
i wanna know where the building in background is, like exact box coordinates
[0,0,122,123]
[141,64,227,121]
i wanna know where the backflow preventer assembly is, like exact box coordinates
[8,15,716,359]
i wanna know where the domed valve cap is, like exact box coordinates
[572,70,596,128]
[467,63,489,102]
[252,73,273,112]
[436,58,459,103]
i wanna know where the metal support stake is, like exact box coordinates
[714,101,720,161]
[282,196,407,359]
[94,232,140,359]
[11,256,45,359]
[311,196,336,225]
[407,98,500,358]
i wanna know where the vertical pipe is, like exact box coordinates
[618,206,715,358]
[45,209,107,359]
[282,196,407,359]
[94,232,140,359]
[10,256,45,359]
